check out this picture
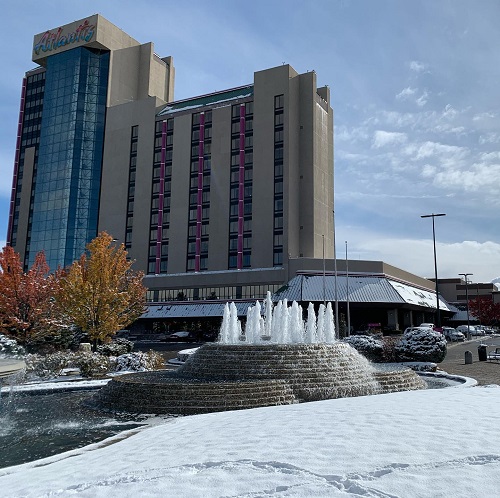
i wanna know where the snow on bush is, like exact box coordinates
[342,335,384,361]
[76,353,111,378]
[403,362,437,372]
[0,334,26,358]
[396,328,447,363]
[97,338,134,357]
[111,351,164,372]
[24,349,164,379]
[24,351,110,379]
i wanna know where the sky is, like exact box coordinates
[1,384,500,496]
[1,0,500,284]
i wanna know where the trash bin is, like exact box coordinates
[478,344,488,362]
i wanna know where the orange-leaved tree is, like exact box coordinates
[0,246,63,346]
[58,232,146,347]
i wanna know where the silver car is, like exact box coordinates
[442,327,465,342]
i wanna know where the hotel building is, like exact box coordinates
[8,14,451,332]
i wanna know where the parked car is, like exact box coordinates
[162,331,202,342]
[403,326,433,334]
[456,325,482,336]
[442,327,465,342]
[476,325,494,335]
[419,323,435,329]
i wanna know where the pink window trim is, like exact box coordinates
[195,112,205,272]
[237,104,245,269]
[155,120,167,274]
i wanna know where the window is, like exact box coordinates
[274,95,284,109]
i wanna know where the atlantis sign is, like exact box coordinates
[33,19,96,56]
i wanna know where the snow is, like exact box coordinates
[1,385,500,496]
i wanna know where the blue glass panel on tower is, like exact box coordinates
[27,47,109,270]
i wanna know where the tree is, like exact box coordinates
[0,246,63,346]
[468,297,500,325]
[58,232,146,347]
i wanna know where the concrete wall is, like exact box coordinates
[108,42,172,107]
[168,113,191,273]
[208,105,232,270]
[98,96,159,271]
[144,267,286,292]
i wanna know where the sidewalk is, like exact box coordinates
[438,336,500,386]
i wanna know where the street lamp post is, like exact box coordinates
[421,213,446,328]
[333,209,339,335]
[459,273,473,340]
[345,240,350,337]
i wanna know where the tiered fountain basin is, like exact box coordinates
[95,343,426,415]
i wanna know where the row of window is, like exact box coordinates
[148,119,173,272]
[125,125,138,248]
[227,102,253,270]
[146,283,280,302]
[186,111,211,272]
[10,76,45,248]
[273,95,285,267]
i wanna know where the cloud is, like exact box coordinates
[473,112,495,122]
[415,91,429,107]
[433,162,500,195]
[334,125,370,144]
[411,141,469,164]
[409,60,427,73]
[372,130,407,148]
[479,132,500,144]
[396,87,417,101]
[340,227,500,283]
[395,87,429,107]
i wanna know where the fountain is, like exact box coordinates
[95,293,426,415]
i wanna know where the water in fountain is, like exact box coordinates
[95,292,427,416]
[218,292,337,345]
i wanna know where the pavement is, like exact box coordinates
[438,335,500,386]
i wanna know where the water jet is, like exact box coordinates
[95,294,426,415]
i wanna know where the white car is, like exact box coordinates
[419,323,435,329]
[403,326,434,334]
[442,327,465,342]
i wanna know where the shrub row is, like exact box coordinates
[24,350,164,380]
[343,329,447,363]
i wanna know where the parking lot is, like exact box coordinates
[438,336,500,386]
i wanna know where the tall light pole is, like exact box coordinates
[333,210,339,335]
[421,213,446,328]
[345,240,350,336]
[322,234,326,306]
[459,273,473,340]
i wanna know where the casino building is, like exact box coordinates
[8,14,451,333]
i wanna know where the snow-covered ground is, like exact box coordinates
[1,385,500,497]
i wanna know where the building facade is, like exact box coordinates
[9,15,452,333]
[9,15,174,270]
[9,14,334,301]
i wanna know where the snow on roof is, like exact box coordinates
[142,301,256,319]
[273,273,451,310]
